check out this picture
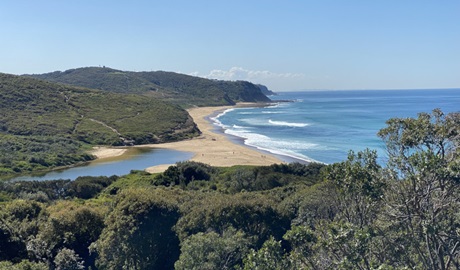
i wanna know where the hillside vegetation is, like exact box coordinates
[0,73,198,176]
[1,109,459,269]
[27,67,272,107]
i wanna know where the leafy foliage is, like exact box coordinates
[93,188,181,270]
[1,176,118,201]
[243,237,289,270]
[28,202,105,268]
[54,248,85,270]
[175,192,291,247]
[175,227,250,270]
[324,149,385,228]
[377,109,460,269]
[0,260,47,270]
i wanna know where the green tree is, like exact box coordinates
[27,202,104,269]
[243,237,289,270]
[287,181,338,227]
[324,149,385,228]
[156,161,217,187]
[0,200,43,263]
[317,221,379,270]
[378,109,460,269]
[93,188,181,270]
[175,227,250,270]
[0,260,47,270]
[175,193,290,247]
[283,225,317,269]
[53,248,84,270]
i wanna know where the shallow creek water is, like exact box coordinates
[9,148,193,181]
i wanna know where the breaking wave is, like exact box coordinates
[268,119,309,127]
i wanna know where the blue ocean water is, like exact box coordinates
[214,89,460,164]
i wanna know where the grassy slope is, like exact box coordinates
[0,73,198,177]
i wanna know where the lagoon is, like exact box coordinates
[10,148,193,181]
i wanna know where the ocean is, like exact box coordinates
[213,89,460,164]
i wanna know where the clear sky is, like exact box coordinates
[0,1,459,91]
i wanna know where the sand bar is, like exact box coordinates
[90,146,127,159]
[90,103,284,173]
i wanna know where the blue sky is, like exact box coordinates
[0,1,459,91]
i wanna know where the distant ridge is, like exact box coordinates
[26,67,272,107]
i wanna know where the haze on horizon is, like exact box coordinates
[0,1,459,92]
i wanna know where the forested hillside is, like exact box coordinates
[0,73,198,176]
[27,67,272,107]
[1,110,459,269]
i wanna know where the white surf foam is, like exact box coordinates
[212,105,322,163]
[268,119,310,128]
[211,108,234,120]
[224,128,322,163]
[210,108,235,128]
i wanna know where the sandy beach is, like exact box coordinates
[91,104,283,173]
[143,104,283,173]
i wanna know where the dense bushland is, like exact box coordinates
[0,109,459,269]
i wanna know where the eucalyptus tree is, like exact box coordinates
[378,109,460,269]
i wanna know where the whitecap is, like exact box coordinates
[268,119,310,128]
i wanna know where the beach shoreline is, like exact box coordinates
[90,103,284,173]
